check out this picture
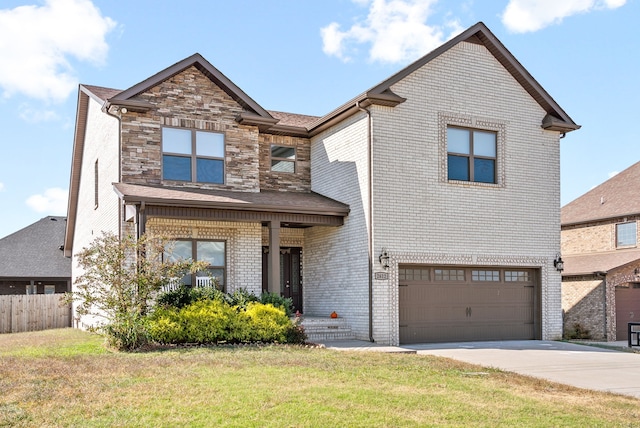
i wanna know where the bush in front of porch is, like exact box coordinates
[147,288,305,345]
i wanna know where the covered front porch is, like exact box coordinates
[114,182,349,309]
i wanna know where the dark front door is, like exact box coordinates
[262,247,302,313]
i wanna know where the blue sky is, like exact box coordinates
[0,0,637,239]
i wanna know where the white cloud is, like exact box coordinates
[321,0,463,64]
[608,170,619,178]
[26,187,68,215]
[0,0,116,102]
[502,0,627,33]
[0,182,4,192]
[19,104,59,122]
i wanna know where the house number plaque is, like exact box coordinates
[374,272,389,280]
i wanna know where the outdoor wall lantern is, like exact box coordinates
[379,248,390,270]
[553,254,564,272]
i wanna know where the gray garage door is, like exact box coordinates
[399,266,539,344]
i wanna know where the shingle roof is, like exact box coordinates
[563,249,640,276]
[561,161,640,225]
[113,183,350,217]
[82,85,122,102]
[267,111,320,128]
[0,216,71,278]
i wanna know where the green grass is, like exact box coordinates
[1,329,639,427]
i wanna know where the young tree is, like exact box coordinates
[67,232,208,350]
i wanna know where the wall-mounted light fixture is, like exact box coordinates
[553,253,564,272]
[379,248,389,270]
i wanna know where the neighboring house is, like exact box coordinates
[0,216,71,295]
[561,161,640,341]
[65,22,579,345]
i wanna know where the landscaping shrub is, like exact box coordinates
[156,284,227,309]
[245,303,291,342]
[147,299,306,345]
[260,292,293,317]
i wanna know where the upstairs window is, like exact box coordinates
[447,127,497,184]
[617,221,637,247]
[270,145,296,173]
[162,128,224,184]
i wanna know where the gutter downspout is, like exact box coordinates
[105,105,123,239]
[357,101,374,343]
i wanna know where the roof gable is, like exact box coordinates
[562,161,640,225]
[308,21,579,136]
[106,53,273,119]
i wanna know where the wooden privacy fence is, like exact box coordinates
[0,294,72,334]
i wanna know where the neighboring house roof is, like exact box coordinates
[563,249,640,276]
[113,183,350,218]
[0,216,71,278]
[562,161,640,226]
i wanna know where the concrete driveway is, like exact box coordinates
[321,340,640,398]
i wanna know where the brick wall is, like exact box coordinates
[562,276,607,340]
[146,218,262,295]
[307,112,371,340]
[72,95,122,329]
[562,217,640,254]
[305,41,565,345]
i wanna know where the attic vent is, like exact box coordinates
[50,217,57,221]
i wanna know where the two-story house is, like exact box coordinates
[561,161,640,341]
[65,22,579,345]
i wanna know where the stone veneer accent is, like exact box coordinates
[120,66,260,192]
[259,134,311,192]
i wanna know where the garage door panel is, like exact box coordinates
[399,266,538,344]
[615,285,640,340]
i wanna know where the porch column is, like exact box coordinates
[268,220,281,294]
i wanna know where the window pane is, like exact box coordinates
[196,158,224,183]
[474,158,495,183]
[271,146,295,159]
[165,240,192,262]
[448,155,469,181]
[163,155,191,181]
[473,131,496,157]
[197,241,225,266]
[447,128,470,154]
[163,128,192,154]
[271,160,295,173]
[472,270,499,281]
[617,222,637,247]
[196,131,224,158]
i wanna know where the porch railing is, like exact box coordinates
[161,277,215,293]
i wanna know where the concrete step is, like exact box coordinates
[298,316,356,342]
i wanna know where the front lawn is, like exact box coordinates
[1,329,639,427]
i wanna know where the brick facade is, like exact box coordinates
[561,215,640,341]
[70,25,572,343]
